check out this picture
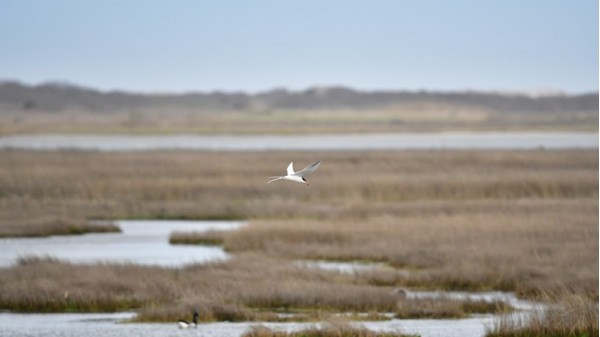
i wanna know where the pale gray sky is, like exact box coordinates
[1,0,598,93]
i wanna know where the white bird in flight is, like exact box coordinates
[267,161,321,186]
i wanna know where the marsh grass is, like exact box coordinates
[486,290,598,337]
[242,322,417,337]
[396,297,512,319]
[0,149,596,320]
[0,255,514,321]
[169,229,227,245]
[0,257,173,312]
[0,217,119,238]
[224,199,598,297]
[0,150,596,224]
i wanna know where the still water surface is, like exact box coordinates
[0,220,244,267]
[0,132,596,151]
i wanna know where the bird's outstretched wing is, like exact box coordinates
[286,162,295,175]
[293,161,321,177]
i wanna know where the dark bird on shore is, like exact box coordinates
[178,310,199,329]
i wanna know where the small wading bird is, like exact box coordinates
[267,161,321,186]
[178,311,199,329]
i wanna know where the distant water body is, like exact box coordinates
[0,132,596,151]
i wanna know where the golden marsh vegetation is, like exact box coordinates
[0,149,597,334]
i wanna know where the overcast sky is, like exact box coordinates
[1,0,597,93]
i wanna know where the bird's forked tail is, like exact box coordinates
[266,176,284,184]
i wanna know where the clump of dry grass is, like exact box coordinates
[0,257,173,312]
[169,229,227,245]
[0,216,119,238]
[242,322,417,337]
[486,289,598,337]
[396,297,511,319]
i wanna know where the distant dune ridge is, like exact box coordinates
[0,81,597,113]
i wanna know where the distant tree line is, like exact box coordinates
[0,81,596,113]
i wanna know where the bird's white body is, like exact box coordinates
[177,321,196,329]
[267,161,321,185]
[178,311,199,329]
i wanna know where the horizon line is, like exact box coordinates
[1,78,598,97]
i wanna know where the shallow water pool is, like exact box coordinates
[0,220,244,267]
